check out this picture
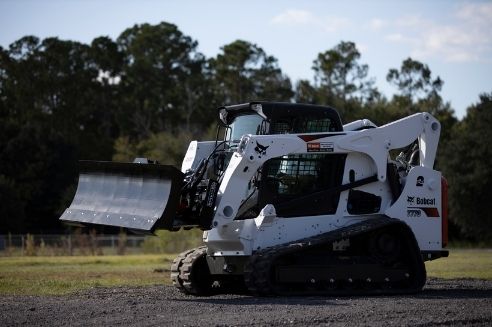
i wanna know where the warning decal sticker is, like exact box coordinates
[307,142,334,152]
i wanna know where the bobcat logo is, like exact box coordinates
[254,141,269,155]
[407,196,415,204]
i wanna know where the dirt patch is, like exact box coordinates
[1,278,491,326]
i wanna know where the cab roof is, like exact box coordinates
[218,102,343,131]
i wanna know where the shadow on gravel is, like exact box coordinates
[172,286,492,304]
[172,296,345,306]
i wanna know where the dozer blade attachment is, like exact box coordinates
[60,161,183,233]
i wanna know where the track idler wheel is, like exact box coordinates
[369,230,401,265]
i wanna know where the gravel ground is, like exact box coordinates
[1,278,491,326]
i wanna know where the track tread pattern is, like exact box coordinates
[244,216,426,296]
[171,246,207,294]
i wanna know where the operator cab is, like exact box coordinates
[217,102,347,220]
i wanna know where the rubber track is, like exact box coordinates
[179,246,211,295]
[244,216,426,296]
[170,246,206,294]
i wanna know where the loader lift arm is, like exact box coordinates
[212,112,440,228]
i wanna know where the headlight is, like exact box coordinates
[237,135,250,155]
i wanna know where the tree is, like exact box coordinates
[440,93,492,241]
[87,36,125,142]
[385,58,457,169]
[313,41,375,103]
[0,36,119,232]
[304,41,379,123]
[209,40,293,104]
[294,79,317,104]
[113,130,193,167]
[116,22,211,139]
[387,58,443,102]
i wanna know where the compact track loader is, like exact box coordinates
[61,102,448,296]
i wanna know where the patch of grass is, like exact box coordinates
[0,254,176,295]
[1,249,490,296]
[426,249,492,280]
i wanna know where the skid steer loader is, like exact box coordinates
[61,102,448,296]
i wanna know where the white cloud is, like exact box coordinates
[385,33,404,42]
[455,2,492,27]
[270,9,350,33]
[271,9,314,25]
[322,17,351,32]
[385,3,492,63]
[357,43,369,53]
[369,18,387,31]
[394,15,425,28]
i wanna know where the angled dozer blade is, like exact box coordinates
[60,161,184,233]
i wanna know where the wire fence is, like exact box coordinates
[0,233,146,256]
[0,229,203,257]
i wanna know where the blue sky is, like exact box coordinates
[1,0,491,119]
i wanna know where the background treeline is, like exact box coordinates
[0,22,490,243]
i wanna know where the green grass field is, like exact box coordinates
[0,249,490,296]
[425,249,492,280]
[0,254,175,295]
